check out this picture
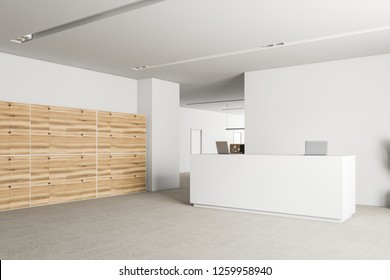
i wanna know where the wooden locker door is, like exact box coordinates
[133,134,146,154]
[133,173,146,192]
[31,105,50,155]
[64,155,83,202]
[80,109,96,154]
[122,155,136,193]
[31,156,50,206]
[80,155,96,199]
[128,114,146,136]
[0,156,10,210]
[65,108,82,154]
[9,102,30,155]
[97,111,111,154]
[131,154,146,174]
[111,112,129,153]
[97,154,111,197]
[0,185,9,211]
[110,112,127,138]
[49,106,67,154]
[110,155,124,195]
[8,156,30,209]
[49,156,68,204]
[131,154,146,192]
[0,102,10,155]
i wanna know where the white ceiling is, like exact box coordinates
[1,0,390,111]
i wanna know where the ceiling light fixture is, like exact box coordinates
[132,65,150,71]
[10,34,33,44]
[144,25,390,70]
[10,0,166,44]
[186,99,244,106]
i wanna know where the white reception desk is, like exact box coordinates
[190,154,355,223]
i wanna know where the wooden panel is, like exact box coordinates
[0,134,9,156]
[80,109,96,136]
[97,111,111,136]
[0,185,9,210]
[49,156,67,185]
[130,154,146,175]
[9,183,30,209]
[66,108,81,135]
[49,106,67,136]
[80,155,96,182]
[82,181,96,199]
[31,185,50,206]
[9,156,30,186]
[82,135,96,154]
[126,114,146,136]
[111,137,129,153]
[98,135,111,153]
[65,156,83,181]
[133,173,146,192]
[9,133,30,155]
[8,156,30,209]
[31,105,49,135]
[0,156,9,187]
[97,178,111,197]
[66,135,82,154]
[31,156,50,186]
[9,103,30,155]
[31,156,50,206]
[133,135,146,153]
[110,155,125,179]
[50,183,68,204]
[111,178,133,195]
[110,112,127,137]
[50,135,66,154]
[9,102,30,133]
[0,102,10,156]
[31,134,50,154]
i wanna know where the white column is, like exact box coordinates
[137,78,180,191]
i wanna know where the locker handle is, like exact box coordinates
[8,186,11,188]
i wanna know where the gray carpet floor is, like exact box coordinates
[1,173,390,260]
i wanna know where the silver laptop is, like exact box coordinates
[305,141,328,156]
[216,141,229,154]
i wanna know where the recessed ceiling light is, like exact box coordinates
[10,34,33,44]
[132,65,150,71]
[276,42,285,46]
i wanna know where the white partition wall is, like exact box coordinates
[138,78,180,191]
[245,53,390,206]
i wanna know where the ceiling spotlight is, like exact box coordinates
[132,65,150,71]
[10,34,33,44]
[276,42,285,46]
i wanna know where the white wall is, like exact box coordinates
[180,107,245,172]
[0,52,137,113]
[245,53,390,207]
[138,78,180,191]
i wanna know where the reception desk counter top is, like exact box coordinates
[190,154,355,222]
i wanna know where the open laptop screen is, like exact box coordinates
[216,141,229,154]
[305,141,328,155]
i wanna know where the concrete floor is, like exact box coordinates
[1,173,390,259]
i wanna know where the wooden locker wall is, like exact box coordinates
[97,112,146,197]
[1,100,146,211]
